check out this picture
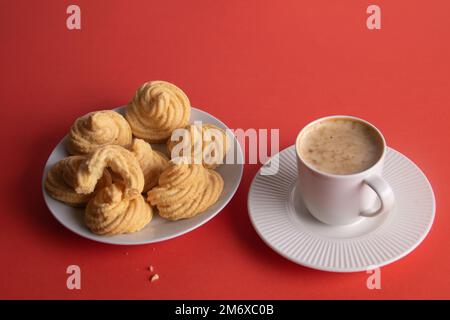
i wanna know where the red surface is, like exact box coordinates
[1,0,449,299]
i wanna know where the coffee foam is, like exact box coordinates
[297,118,384,175]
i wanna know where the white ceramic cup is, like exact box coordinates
[295,115,395,225]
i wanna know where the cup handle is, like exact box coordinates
[360,175,395,217]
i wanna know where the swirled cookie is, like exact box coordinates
[129,139,169,192]
[85,183,152,235]
[66,110,132,155]
[147,158,224,220]
[125,81,191,143]
[44,156,111,207]
[75,145,145,197]
[167,123,230,169]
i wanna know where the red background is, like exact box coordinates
[1,0,449,299]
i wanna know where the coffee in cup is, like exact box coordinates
[297,118,384,175]
[295,115,395,225]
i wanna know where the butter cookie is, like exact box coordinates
[147,158,223,220]
[125,81,190,143]
[75,145,144,196]
[44,155,111,207]
[66,110,132,155]
[85,183,152,235]
[167,123,230,169]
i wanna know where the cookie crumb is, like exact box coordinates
[150,274,159,282]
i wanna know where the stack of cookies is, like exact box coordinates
[44,80,227,236]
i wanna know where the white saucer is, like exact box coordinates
[42,106,243,245]
[248,145,435,272]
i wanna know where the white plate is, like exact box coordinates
[248,145,435,272]
[42,106,243,245]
